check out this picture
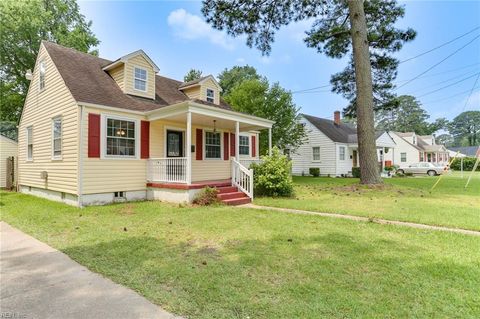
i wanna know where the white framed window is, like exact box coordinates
[105,117,136,157]
[206,89,215,103]
[339,146,345,161]
[39,60,46,91]
[401,152,407,162]
[205,131,221,159]
[312,147,320,161]
[239,135,250,155]
[52,117,62,159]
[26,126,33,161]
[134,67,147,91]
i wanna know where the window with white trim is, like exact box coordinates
[339,146,346,160]
[239,135,250,155]
[312,147,320,161]
[205,131,221,159]
[106,118,136,156]
[134,67,147,91]
[206,89,214,103]
[401,152,407,162]
[52,117,62,158]
[39,61,46,91]
[26,126,33,161]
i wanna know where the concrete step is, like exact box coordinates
[222,197,251,206]
[217,191,247,200]
[216,186,238,194]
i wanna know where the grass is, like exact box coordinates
[254,172,480,231]
[2,191,480,318]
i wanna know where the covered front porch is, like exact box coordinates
[144,101,273,201]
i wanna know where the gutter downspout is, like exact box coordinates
[78,104,84,207]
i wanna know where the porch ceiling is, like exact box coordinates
[157,112,262,131]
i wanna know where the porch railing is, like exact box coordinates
[147,158,187,183]
[232,158,254,199]
[239,158,263,168]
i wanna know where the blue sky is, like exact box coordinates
[78,0,480,122]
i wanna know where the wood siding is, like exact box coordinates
[290,117,337,176]
[108,65,125,91]
[390,133,420,166]
[124,55,155,99]
[18,44,79,194]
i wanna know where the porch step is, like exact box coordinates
[217,191,248,201]
[216,186,239,194]
[222,197,252,206]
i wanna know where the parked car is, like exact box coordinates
[396,162,446,176]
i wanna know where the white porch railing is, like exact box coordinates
[232,158,254,199]
[239,158,262,168]
[147,158,187,183]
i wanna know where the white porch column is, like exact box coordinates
[235,121,240,159]
[186,111,192,184]
[268,128,272,156]
[382,147,385,172]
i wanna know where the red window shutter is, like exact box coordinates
[251,135,256,157]
[224,132,229,160]
[141,121,150,159]
[88,113,100,158]
[196,129,203,160]
[230,133,235,157]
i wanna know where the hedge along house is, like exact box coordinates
[17,41,273,206]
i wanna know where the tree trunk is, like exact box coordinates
[347,0,383,184]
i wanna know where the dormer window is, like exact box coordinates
[412,136,416,145]
[206,89,214,103]
[134,67,147,91]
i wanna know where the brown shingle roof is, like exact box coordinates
[42,41,231,112]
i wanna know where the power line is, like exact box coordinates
[417,72,480,98]
[292,83,331,94]
[462,73,480,112]
[421,86,480,104]
[399,26,480,64]
[396,62,480,82]
[399,68,480,94]
[397,34,480,89]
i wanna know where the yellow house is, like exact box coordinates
[17,41,273,206]
[0,135,18,188]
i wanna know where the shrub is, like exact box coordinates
[450,157,480,171]
[352,167,361,178]
[384,165,399,172]
[309,167,320,177]
[251,147,294,197]
[192,187,219,205]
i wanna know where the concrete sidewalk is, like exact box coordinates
[0,222,181,319]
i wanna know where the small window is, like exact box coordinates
[412,136,416,144]
[134,67,147,91]
[26,126,33,161]
[39,61,46,91]
[106,118,136,156]
[52,117,62,158]
[114,191,125,198]
[206,89,214,103]
[401,152,407,162]
[239,135,250,155]
[205,131,221,159]
[312,147,320,161]
[339,146,345,161]
[420,152,424,162]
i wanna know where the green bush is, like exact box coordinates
[352,167,361,178]
[251,147,294,197]
[450,157,480,171]
[309,167,320,177]
[192,187,219,205]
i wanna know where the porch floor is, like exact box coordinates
[147,179,231,190]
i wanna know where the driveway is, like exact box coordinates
[0,222,181,319]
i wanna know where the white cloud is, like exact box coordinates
[167,9,234,50]
[236,57,246,64]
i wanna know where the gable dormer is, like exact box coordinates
[178,75,222,105]
[103,50,159,100]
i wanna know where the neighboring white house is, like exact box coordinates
[389,132,450,167]
[0,135,18,188]
[289,112,396,176]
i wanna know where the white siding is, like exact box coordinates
[335,144,353,176]
[390,132,420,166]
[290,117,337,176]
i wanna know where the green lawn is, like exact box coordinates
[2,191,480,318]
[255,172,480,231]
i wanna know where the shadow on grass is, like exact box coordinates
[61,233,479,318]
